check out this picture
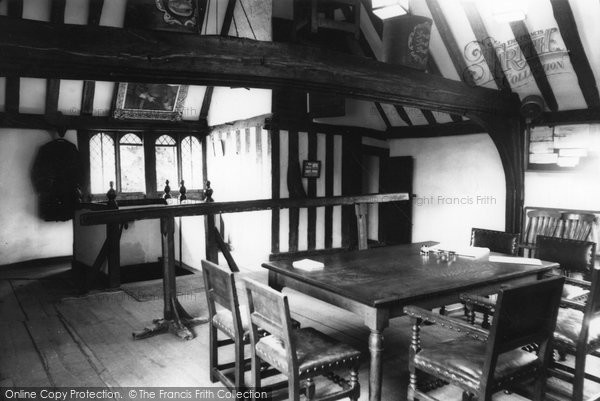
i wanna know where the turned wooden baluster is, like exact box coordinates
[203,180,218,263]
[407,316,421,401]
[106,181,118,209]
[179,180,187,202]
[163,179,171,199]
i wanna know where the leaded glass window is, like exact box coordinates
[155,135,178,190]
[119,133,145,192]
[89,133,116,194]
[181,136,203,189]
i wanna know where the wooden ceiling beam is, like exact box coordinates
[393,105,413,126]
[426,0,476,87]
[549,0,600,109]
[510,21,558,112]
[462,1,511,92]
[81,0,105,116]
[5,0,23,114]
[426,57,463,122]
[540,108,600,126]
[0,112,208,133]
[0,17,518,116]
[374,102,391,129]
[199,0,237,120]
[421,109,437,125]
[387,121,483,139]
[46,0,66,117]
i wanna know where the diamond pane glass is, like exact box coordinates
[120,135,145,193]
[156,135,176,146]
[156,142,178,191]
[120,133,143,145]
[89,133,116,194]
[181,136,203,189]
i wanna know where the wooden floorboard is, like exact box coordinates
[3,262,600,400]
[0,280,27,321]
[25,315,106,387]
[0,321,51,386]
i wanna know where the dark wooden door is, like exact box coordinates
[380,156,413,244]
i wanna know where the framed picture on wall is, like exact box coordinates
[527,124,599,171]
[113,83,189,121]
[302,160,321,178]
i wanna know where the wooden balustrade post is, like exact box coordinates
[205,213,219,263]
[106,222,120,288]
[355,203,369,250]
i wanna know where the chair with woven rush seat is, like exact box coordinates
[520,209,562,257]
[470,228,520,256]
[405,276,564,401]
[243,277,361,401]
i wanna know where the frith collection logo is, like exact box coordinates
[462,28,569,87]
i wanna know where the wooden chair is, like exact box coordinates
[470,228,520,256]
[405,276,564,401]
[537,235,596,294]
[551,268,600,401]
[520,209,562,256]
[201,260,250,390]
[558,212,597,241]
[243,277,361,401]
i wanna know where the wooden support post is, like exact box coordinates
[205,213,218,263]
[161,216,176,320]
[355,203,368,250]
[106,223,120,288]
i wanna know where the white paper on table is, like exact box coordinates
[488,255,542,265]
[429,244,490,258]
[292,259,325,271]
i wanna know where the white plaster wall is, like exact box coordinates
[0,129,77,265]
[390,133,506,246]
[524,170,600,211]
[207,87,272,126]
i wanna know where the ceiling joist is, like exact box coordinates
[461,1,511,92]
[549,0,600,109]
[388,121,483,139]
[510,20,558,112]
[426,0,476,87]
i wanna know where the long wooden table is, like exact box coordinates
[262,242,558,401]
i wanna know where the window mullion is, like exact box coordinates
[114,133,122,193]
[144,132,157,196]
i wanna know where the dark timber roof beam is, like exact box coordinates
[0,17,519,116]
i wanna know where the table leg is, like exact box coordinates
[368,329,384,401]
[133,216,207,340]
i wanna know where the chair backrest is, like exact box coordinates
[585,269,600,316]
[522,210,562,246]
[559,213,597,241]
[242,278,297,370]
[201,260,241,321]
[481,277,564,389]
[536,236,596,278]
[470,228,520,255]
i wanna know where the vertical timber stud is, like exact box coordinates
[271,129,280,254]
[471,112,523,234]
[288,130,300,252]
[324,134,334,249]
[307,130,317,250]
[342,134,362,248]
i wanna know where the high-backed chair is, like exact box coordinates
[243,277,361,401]
[470,228,520,256]
[520,210,562,256]
[201,260,249,390]
[559,212,597,241]
[551,268,600,401]
[537,235,596,288]
[405,277,564,401]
